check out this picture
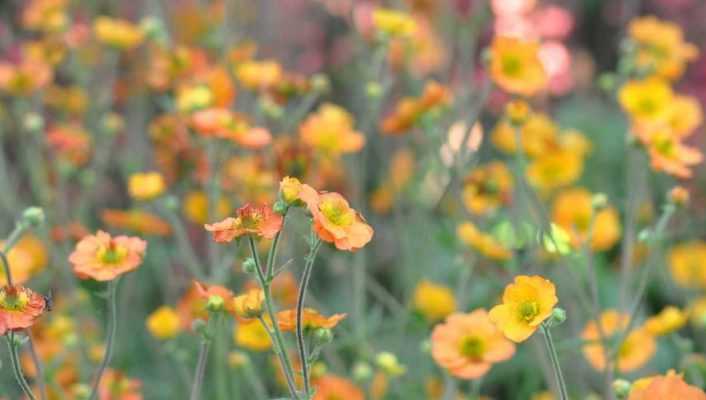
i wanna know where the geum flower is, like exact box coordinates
[306,191,374,252]
[489,36,547,96]
[489,275,558,342]
[276,308,346,332]
[205,203,283,243]
[68,231,147,281]
[629,370,706,400]
[0,285,46,335]
[431,309,515,379]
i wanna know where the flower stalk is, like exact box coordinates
[88,278,120,400]
[540,323,569,400]
[296,236,323,398]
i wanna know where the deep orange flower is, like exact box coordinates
[307,191,374,251]
[98,369,142,400]
[101,209,171,236]
[489,36,547,96]
[312,374,365,400]
[431,309,515,379]
[381,81,453,135]
[205,203,283,242]
[0,58,53,95]
[46,123,92,166]
[0,285,46,335]
[276,308,347,332]
[68,231,147,281]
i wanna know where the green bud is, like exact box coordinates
[549,307,567,327]
[206,295,225,312]
[242,258,257,274]
[312,328,333,345]
[366,82,382,99]
[72,384,92,400]
[273,200,287,215]
[352,362,372,382]
[311,74,330,93]
[22,112,44,133]
[21,207,45,228]
[591,193,608,210]
[612,379,631,399]
[259,97,283,120]
[597,73,617,92]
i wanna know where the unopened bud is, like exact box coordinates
[591,193,608,210]
[21,207,45,228]
[242,258,257,274]
[549,307,567,326]
[206,295,225,312]
[366,82,382,99]
[612,379,631,399]
[23,112,44,132]
[311,74,330,93]
[669,186,689,207]
[273,200,287,215]
[313,328,333,345]
[352,361,373,382]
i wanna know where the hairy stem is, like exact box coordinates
[296,238,322,398]
[88,279,119,400]
[541,324,569,400]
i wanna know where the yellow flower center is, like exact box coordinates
[97,242,128,265]
[320,199,354,227]
[240,210,264,229]
[518,301,540,322]
[636,97,659,115]
[459,335,485,360]
[0,288,30,311]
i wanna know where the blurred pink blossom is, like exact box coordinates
[539,41,574,95]
[491,0,537,16]
[533,6,574,40]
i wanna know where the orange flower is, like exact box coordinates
[0,58,53,95]
[276,308,347,332]
[457,222,512,261]
[101,209,171,236]
[489,37,547,96]
[299,103,365,156]
[381,81,453,135]
[581,310,655,373]
[489,275,558,342]
[46,123,92,166]
[97,369,142,400]
[279,177,319,207]
[307,191,374,251]
[0,234,48,285]
[629,370,706,400]
[69,231,147,281]
[205,203,283,242]
[313,375,365,400]
[551,188,622,251]
[0,285,46,335]
[193,281,235,314]
[642,128,703,179]
[431,309,515,379]
[462,161,513,215]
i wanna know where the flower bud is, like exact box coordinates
[22,112,44,132]
[242,257,257,274]
[612,379,631,399]
[311,74,330,94]
[273,200,287,215]
[352,361,373,382]
[549,307,567,327]
[669,186,689,207]
[366,82,383,99]
[591,193,608,211]
[206,295,225,312]
[505,100,530,127]
[313,328,334,345]
[21,206,45,228]
[375,352,406,377]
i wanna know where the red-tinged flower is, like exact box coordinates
[68,231,147,281]
[313,375,365,400]
[205,203,283,242]
[276,308,347,332]
[0,285,46,335]
[190,107,233,136]
[308,192,374,251]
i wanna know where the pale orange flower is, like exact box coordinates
[276,308,347,332]
[68,231,147,281]
[313,375,365,400]
[205,203,283,242]
[101,209,171,236]
[299,103,365,156]
[431,309,515,379]
[307,191,374,251]
[581,310,655,373]
[0,285,46,335]
[629,370,706,400]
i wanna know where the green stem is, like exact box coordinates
[296,238,322,398]
[88,279,120,400]
[248,237,300,400]
[190,337,211,400]
[265,210,288,280]
[6,333,37,400]
[540,324,569,400]
[27,332,48,400]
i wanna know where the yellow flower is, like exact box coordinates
[235,60,283,91]
[492,112,558,157]
[372,8,417,39]
[413,280,456,322]
[462,161,513,216]
[146,306,181,340]
[665,94,703,138]
[176,85,212,113]
[457,221,512,261]
[505,100,531,126]
[233,289,265,322]
[629,16,698,80]
[128,172,166,201]
[94,17,144,50]
[526,150,583,192]
[551,188,622,251]
[645,306,687,336]
[581,310,655,373]
[488,275,558,342]
[0,234,48,285]
[668,241,706,289]
[618,78,674,124]
[299,103,365,156]
[183,191,232,225]
[235,319,272,351]
[489,37,547,96]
